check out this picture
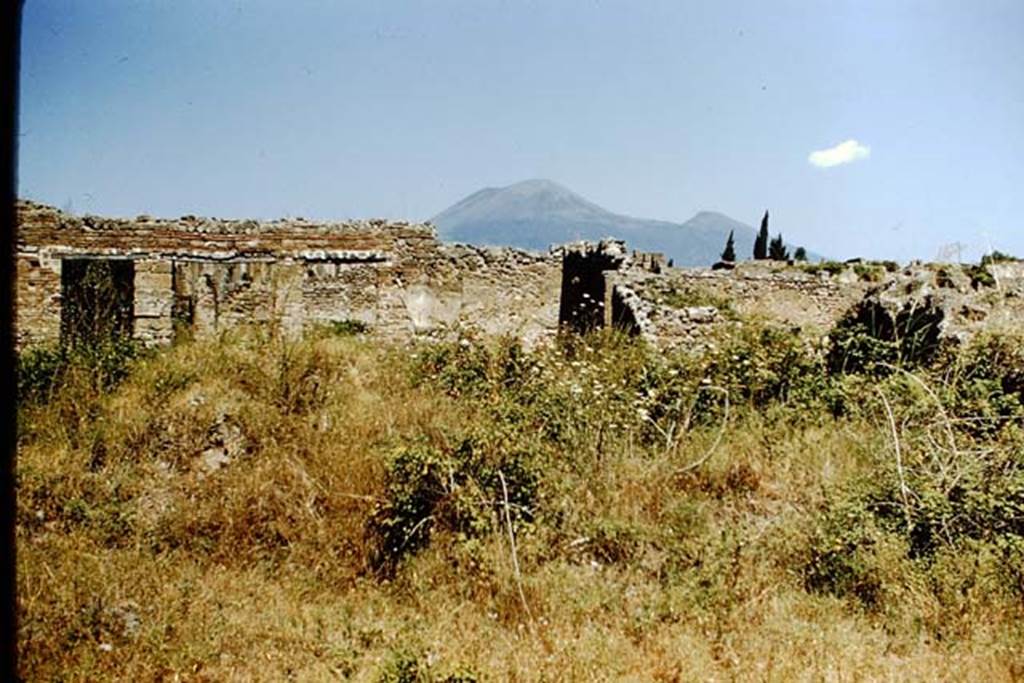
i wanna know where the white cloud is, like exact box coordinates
[808,139,871,168]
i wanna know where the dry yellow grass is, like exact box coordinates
[15,326,1024,681]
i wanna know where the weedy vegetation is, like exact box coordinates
[15,315,1024,680]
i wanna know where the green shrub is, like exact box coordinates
[980,250,1018,266]
[17,345,67,402]
[411,336,497,399]
[853,263,884,282]
[321,318,370,337]
[827,321,900,376]
[17,337,144,404]
[804,500,900,608]
[702,324,828,410]
[377,650,479,683]
[369,438,540,572]
[963,263,996,289]
[800,261,846,277]
[806,407,1024,607]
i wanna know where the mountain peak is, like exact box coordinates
[431,180,806,265]
[505,178,565,192]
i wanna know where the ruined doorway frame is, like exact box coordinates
[59,257,136,348]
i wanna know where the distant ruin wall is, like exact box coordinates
[18,201,1023,353]
[14,201,562,349]
[611,264,872,348]
[613,260,1024,349]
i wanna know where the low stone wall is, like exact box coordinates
[14,201,561,349]
[613,259,1024,349]
[17,200,1023,353]
[611,262,871,347]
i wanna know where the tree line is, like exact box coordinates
[720,211,807,264]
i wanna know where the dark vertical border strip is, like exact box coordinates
[2,2,23,680]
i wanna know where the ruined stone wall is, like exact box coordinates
[613,259,1024,349]
[15,250,62,348]
[14,201,561,349]
[18,200,1022,353]
[611,262,874,348]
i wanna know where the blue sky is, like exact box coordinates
[18,0,1024,261]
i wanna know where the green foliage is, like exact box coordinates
[853,263,884,282]
[828,321,900,376]
[753,211,769,260]
[941,332,1024,438]
[377,650,479,683]
[411,335,511,399]
[800,260,846,277]
[16,345,67,402]
[963,263,996,289]
[804,500,903,609]
[807,448,1024,606]
[17,337,144,404]
[807,340,1024,608]
[720,230,736,262]
[953,332,1024,397]
[828,300,944,375]
[320,318,371,337]
[768,233,789,261]
[369,438,539,572]
[793,246,807,262]
[702,323,828,410]
[980,250,1018,266]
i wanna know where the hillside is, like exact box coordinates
[432,180,814,266]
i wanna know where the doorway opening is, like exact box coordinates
[60,258,135,347]
[558,249,621,334]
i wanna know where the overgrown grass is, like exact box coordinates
[16,323,1024,680]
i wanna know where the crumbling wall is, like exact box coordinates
[16,251,61,348]
[14,201,563,349]
[614,260,1024,350]
[610,262,873,348]
[17,200,1022,353]
[558,241,628,334]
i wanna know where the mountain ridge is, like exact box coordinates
[431,179,815,266]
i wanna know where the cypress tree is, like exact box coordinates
[753,211,769,259]
[769,232,790,261]
[720,230,736,262]
[794,246,807,262]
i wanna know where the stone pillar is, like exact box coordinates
[133,259,174,345]
[15,253,62,349]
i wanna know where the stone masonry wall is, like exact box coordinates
[612,259,1024,349]
[17,200,1023,353]
[15,201,562,349]
[612,262,873,348]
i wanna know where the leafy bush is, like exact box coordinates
[800,261,846,277]
[828,297,945,375]
[702,324,828,410]
[806,359,1024,608]
[321,318,371,336]
[963,263,996,289]
[17,337,144,404]
[980,250,1019,266]
[378,650,479,683]
[410,335,501,398]
[853,263,884,282]
[17,345,66,402]
[369,438,540,572]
